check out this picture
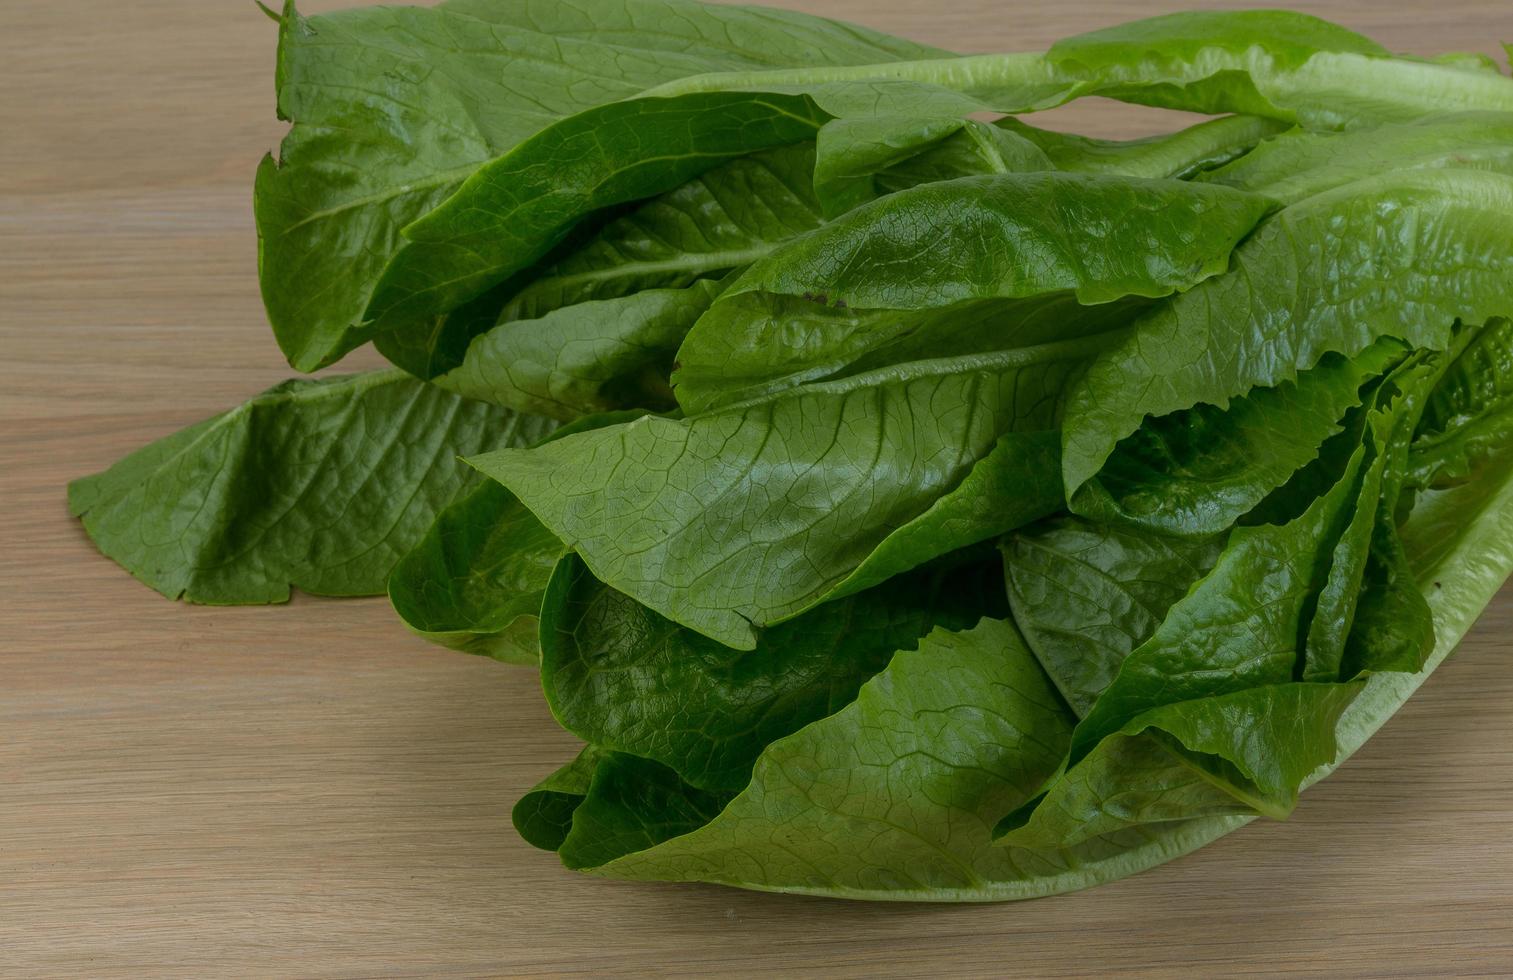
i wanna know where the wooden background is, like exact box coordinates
[3,0,1511,975]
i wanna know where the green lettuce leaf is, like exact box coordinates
[1002,114,1287,179]
[374,141,824,382]
[433,280,722,420]
[471,346,1091,649]
[1067,434,1374,759]
[673,171,1273,413]
[1003,516,1226,716]
[498,143,824,320]
[1001,682,1363,845]
[1073,340,1404,536]
[1201,112,1513,204]
[512,745,606,852]
[68,371,555,603]
[387,410,644,662]
[1063,168,1513,499]
[645,10,1513,130]
[420,142,828,416]
[813,114,1052,216]
[526,450,1513,898]
[1410,318,1513,488]
[363,92,829,336]
[568,617,1078,893]
[538,551,998,792]
[256,0,939,370]
[386,480,561,665]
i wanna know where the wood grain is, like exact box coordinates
[3,1,1511,976]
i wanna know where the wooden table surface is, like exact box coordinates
[4,1,1512,975]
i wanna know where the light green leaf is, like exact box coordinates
[69,371,555,603]
[1201,112,1513,204]
[1003,114,1287,179]
[472,345,1095,649]
[645,10,1513,130]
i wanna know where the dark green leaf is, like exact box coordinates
[813,114,1051,216]
[1410,318,1513,488]
[1003,516,1226,716]
[573,618,1078,896]
[434,281,722,420]
[559,753,734,870]
[256,0,938,370]
[539,552,1000,792]
[363,93,829,335]
[513,745,605,852]
[387,481,562,665]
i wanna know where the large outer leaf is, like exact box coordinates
[471,345,1094,650]
[673,172,1273,413]
[1040,10,1513,126]
[69,371,554,602]
[255,0,941,370]
[1062,168,1513,499]
[538,552,997,792]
